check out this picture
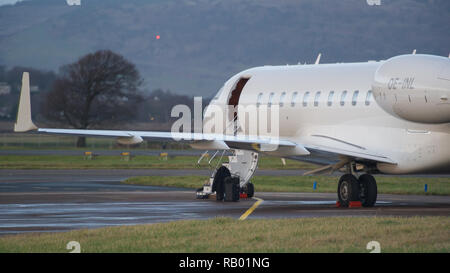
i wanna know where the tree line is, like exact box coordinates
[1,50,207,146]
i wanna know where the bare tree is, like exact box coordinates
[42,50,143,147]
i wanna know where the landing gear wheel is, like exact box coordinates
[358,174,377,207]
[213,166,230,201]
[246,182,254,198]
[224,177,240,202]
[337,174,360,207]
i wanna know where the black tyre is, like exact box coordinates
[213,166,230,201]
[246,182,254,198]
[337,174,360,207]
[224,176,240,202]
[232,182,240,202]
[358,174,377,207]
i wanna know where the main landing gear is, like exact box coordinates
[337,173,377,207]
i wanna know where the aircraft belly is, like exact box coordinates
[287,149,340,166]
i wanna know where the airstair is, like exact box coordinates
[196,115,259,200]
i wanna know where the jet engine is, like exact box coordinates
[372,54,450,124]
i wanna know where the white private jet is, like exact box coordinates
[14,53,450,207]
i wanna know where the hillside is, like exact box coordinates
[0,0,449,96]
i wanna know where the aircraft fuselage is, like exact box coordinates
[208,54,450,174]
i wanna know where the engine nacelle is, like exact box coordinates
[117,135,143,145]
[372,54,450,124]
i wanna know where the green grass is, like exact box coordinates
[0,217,448,253]
[0,155,317,170]
[0,134,117,149]
[124,175,450,195]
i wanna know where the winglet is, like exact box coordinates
[314,53,322,65]
[14,72,38,132]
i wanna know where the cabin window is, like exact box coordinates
[279,92,286,107]
[352,90,359,106]
[268,92,275,107]
[327,91,334,106]
[365,90,373,106]
[302,92,310,107]
[314,91,321,107]
[256,92,263,107]
[340,90,347,106]
[291,92,298,107]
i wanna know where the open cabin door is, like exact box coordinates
[227,77,250,135]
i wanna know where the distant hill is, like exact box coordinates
[0,0,449,96]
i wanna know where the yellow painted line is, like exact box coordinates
[239,197,263,221]
[251,143,260,151]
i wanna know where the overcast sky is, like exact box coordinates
[0,0,25,6]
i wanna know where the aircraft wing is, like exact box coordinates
[36,128,395,163]
[36,128,302,152]
[298,134,396,164]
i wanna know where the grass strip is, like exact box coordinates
[123,175,450,195]
[0,217,448,253]
[0,155,317,170]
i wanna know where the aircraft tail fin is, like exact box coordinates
[14,72,38,132]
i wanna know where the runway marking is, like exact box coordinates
[239,197,263,221]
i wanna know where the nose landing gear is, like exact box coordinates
[196,149,258,201]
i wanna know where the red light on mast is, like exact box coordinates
[156,35,160,40]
